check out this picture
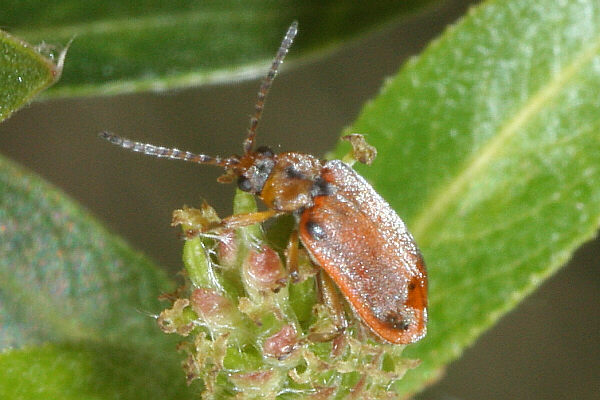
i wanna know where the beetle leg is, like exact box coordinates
[220,209,282,229]
[309,271,348,342]
[285,230,300,283]
[318,271,348,332]
[181,209,282,239]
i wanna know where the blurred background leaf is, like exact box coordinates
[0,153,196,397]
[0,30,192,395]
[0,154,172,348]
[332,0,600,396]
[1,0,436,98]
[0,342,194,399]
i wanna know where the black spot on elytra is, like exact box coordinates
[304,220,327,240]
[384,312,410,331]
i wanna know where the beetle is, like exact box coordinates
[100,21,427,344]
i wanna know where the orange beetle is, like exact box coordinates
[100,21,427,344]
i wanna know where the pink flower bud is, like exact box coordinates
[263,324,298,359]
[243,245,286,291]
[216,229,237,267]
[190,288,234,327]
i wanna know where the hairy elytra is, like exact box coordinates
[100,22,427,344]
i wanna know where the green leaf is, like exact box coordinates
[0,30,62,121]
[0,153,174,348]
[2,0,434,98]
[0,342,192,399]
[332,0,600,396]
[0,24,196,400]
[0,154,196,397]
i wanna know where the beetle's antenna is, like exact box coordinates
[99,131,239,168]
[243,21,298,155]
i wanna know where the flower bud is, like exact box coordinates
[190,288,237,330]
[263,324,298,359]
[243,245,286,292]
[216,229,238,268]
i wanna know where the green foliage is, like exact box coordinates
[2,0,600,398]
[2,0,433,98]
[0,342,193,400]
[0,30,60,121]
[0,154,197,397]
[331,0,600,394]
[0,155,172,347]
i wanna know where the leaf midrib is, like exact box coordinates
[412,33,600,244]
[13,10,260,38]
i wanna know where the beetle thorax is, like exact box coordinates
[257,152,323,212]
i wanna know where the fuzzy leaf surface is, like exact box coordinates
[0,155,175,348]
[0,155,196,397]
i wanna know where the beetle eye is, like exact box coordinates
[237,176,253,192]
[255,146,274,158]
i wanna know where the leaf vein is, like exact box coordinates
[413,33,600,244]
